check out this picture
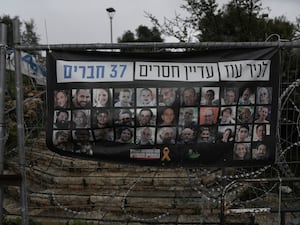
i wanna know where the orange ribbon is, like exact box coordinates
[161,147,171,161]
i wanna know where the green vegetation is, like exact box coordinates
[118,25,163,43]
[145,0,299,42]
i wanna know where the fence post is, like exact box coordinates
[13,18,29,225]
[0,23,7,225]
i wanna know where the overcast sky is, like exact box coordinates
[2,0,300,44]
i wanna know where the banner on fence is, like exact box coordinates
[46,48,279,167]
[5,50,46,85]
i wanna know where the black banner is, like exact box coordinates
[46,48,280,167]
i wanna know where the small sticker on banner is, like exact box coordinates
[130,149,161,160]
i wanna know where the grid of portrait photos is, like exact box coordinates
[52,86,272,161]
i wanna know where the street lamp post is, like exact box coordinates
[106,7,116,44]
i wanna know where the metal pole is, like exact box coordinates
[13,18,28,225]
[106,7,115,44]
[109,17,113,44]
[0,23,7,225]
[13,40,300,51]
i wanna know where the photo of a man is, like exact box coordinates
[72,89,91,108]
[158,87,178,107]
[199,107,219,125]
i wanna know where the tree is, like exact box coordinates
[118,30,135,42]
[0,15,40,56]
[21,19,40,45]
[118,25,164,43]
[21,19,40,56]
[135,26,163,42]
[117,25,164,52]
[146,0,298,42]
